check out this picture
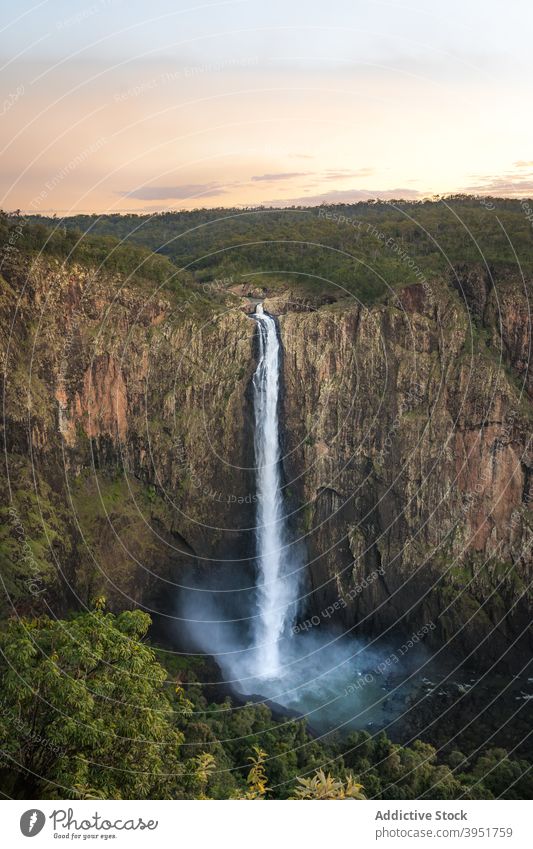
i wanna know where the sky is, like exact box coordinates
[1,0,532,214]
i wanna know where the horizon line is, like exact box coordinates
[5,193,533,218]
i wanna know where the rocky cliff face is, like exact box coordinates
[1,257,531,665]
[1,257,257,615]
[275,274,532,664]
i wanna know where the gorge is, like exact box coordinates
[1,204,532,759]
[171,292,531,738]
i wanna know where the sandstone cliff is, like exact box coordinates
[1,257,257,615]
[275,274,532,663]
[1,256,531,665]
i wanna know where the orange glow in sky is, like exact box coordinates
[1,0,532,214]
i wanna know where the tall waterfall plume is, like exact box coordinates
[252,303,291,677]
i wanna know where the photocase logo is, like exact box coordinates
[20,810,46,837]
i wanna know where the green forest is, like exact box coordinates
[1,607,531,800]
[29,195,533,303]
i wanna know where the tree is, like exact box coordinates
[292,769,366,800]
[0,608,191,799]
[243,746,269,799]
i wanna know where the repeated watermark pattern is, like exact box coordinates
[343,623,437,697]
[0,2,531,808]
[0,85,25,117]
[114,58,260,102]
[318,208,436,306]
[293,566,386,634]
[7,507,46,599]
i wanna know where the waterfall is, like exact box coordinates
[252,303,290,677]
[177,303,424,734]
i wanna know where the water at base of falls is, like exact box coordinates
[193,304,430,730]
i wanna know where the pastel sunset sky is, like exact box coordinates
[1,0,532,214]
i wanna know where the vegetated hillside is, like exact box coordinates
[1,606,532,800]
[0,213,255,620]
[33,196,533,302]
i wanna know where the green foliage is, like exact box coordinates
[243,746,269,799]
[0,610,531,800]
[292,769,365,800]
[0,608,189,799]
[470,748,533,800]
[0,212,176,288]
[190,752,217,799]
[339,731,533,800]
[27,197,533,304]
[0,211,221,314]
[0,460,71,617]
[4,199,533,316]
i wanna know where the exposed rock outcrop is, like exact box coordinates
[279,280,532,663]
[1,258,257,614]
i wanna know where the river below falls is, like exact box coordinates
[225,635,533,753]
[164,597,532,758]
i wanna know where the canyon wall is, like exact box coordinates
[1,258,257,615]
[274,271,532,663]
[1,257,531,663]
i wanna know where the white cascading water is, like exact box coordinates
[178,303,428,731]
[251,303,290,677]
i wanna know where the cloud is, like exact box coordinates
[250,171,310,182]
[250,167,375,186]
[118,183,227,200]
[461,160,533,196]
[462,178,533,196]
[265,187,423,206]
[323,168,376,181]
[461,170,533,196]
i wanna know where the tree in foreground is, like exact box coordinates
[291,769,366,800]
[0,606,191,798]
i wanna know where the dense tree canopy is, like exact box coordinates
[0,608,530,800]
[0,608,189,798]
[24,196,533,304]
